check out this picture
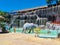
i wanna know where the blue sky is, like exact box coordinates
[0,0,47,12]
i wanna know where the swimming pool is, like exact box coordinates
[10,28,58,38]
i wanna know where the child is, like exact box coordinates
[14,27,16,33]
[34,27,40,37]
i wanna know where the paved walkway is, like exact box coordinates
[0,33,60,45]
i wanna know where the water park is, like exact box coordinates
[0,0,60,45]
[0,5,60,38]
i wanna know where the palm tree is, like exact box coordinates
[57,0,60,4]
[58,0,60,2]
[46,0,53,6]
[46,0,54,12]
[0,11,8,16]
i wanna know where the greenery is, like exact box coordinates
[0,10,12,23]
[55,0,60,3]
[46,0,53,5]
[0,11,8,17]
[46,0,60,5]
[0,10,11,32]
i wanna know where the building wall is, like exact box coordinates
[10,5,60,27]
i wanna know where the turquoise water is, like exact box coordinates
[39,30,58,38]
[40,30,58,35]
[10,28,23,33]
[10,28,58,35]
[10,28,34,34]
[10,28,58,37]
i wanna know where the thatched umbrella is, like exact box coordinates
[0,16,5,19]
[0,16,5,22]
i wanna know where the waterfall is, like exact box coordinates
[10,16,17,27]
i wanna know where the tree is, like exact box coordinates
[54,0,60,4]
[46,0,53,5]
[58,0,60,2]
[0,11,8,17]
[46,0,51,5]
[0,11,11,23]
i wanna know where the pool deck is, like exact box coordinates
[0,33,60,45]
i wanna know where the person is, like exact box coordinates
[34,27,40,37]
[14,27,16,33]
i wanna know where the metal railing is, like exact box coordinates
[11,18,48,28]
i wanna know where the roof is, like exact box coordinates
[12,5,47,12]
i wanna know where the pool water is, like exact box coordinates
[10,28,58,38]
[10,28,23,33]
[40,30,58,35]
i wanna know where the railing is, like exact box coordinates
[11,18,48,28]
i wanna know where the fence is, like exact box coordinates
[11,18,48,28]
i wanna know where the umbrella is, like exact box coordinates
[0,16,5,19]
[0,16,5,21]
